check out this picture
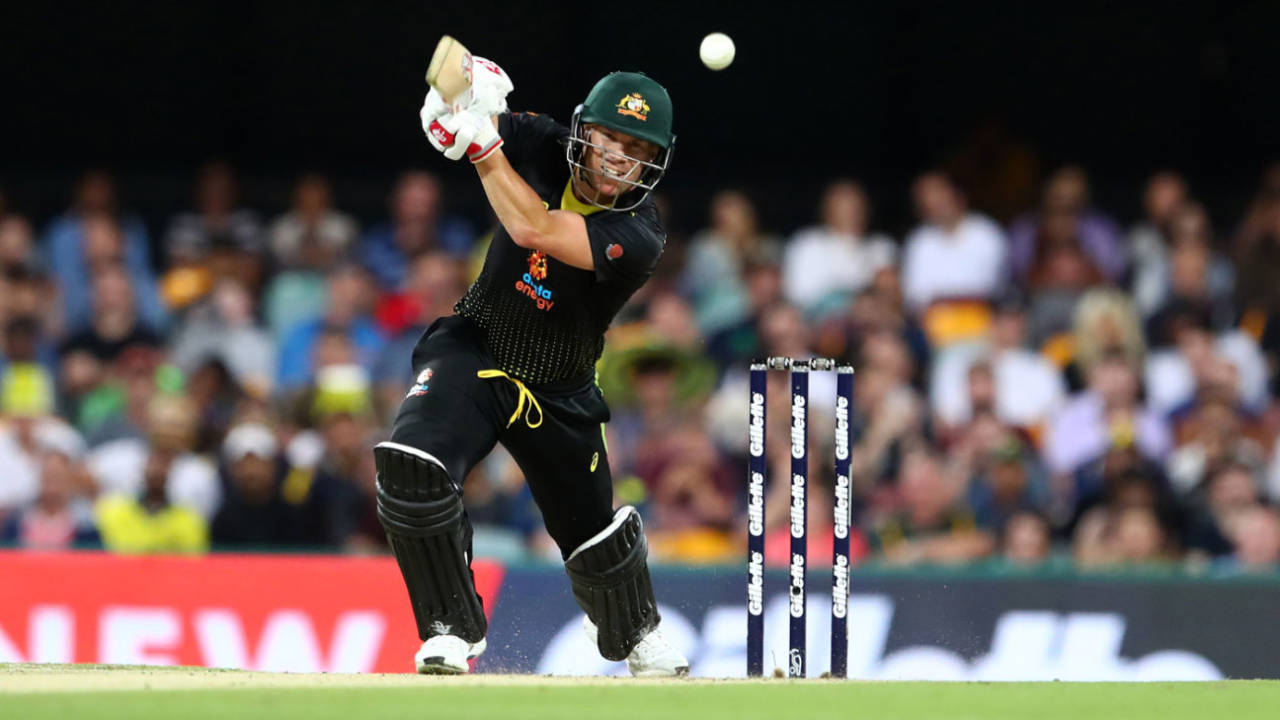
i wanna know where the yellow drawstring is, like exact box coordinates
[477,369,544,429]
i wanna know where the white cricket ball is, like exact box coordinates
[700,32,735,71]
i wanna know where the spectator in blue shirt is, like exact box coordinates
[358,171,474,289]
[43,172,166,332]
[967,431,1051,535]
[276,263,384,391]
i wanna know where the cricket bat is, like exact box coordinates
[425,35,474,104]
[424,35,473,149]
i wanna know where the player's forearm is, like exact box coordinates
[473,152,594,270]
[474,151,554,248]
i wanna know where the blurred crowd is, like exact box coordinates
[3,160,1280,576]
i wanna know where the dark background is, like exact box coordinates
[3,0,1278,237]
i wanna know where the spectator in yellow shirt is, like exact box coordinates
[95,446,208,554]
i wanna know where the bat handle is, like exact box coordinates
[428,119,456,147]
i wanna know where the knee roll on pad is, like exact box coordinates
[374,441,487,643]
[564,506,660,661]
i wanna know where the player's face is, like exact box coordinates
[579,124,659,198]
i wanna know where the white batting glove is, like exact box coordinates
[433,110,503,163]
[421,87,451,151]
[455,56,514,117]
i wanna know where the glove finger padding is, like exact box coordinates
[433,111,503,163]
[426,118,453,153]
[466,56,514,117]
[439,114,475,161]
[420,88,450,137]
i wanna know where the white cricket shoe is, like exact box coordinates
[583,616,690,677]
[414,634,487,674]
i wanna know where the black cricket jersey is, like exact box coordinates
[454,111,666,386]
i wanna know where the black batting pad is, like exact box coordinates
[564,507,660,661]
[374,442,487,644]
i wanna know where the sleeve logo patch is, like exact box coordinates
[405,368,434,398]
[606,243,624,260]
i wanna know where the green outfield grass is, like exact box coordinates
[2,664,1276,720]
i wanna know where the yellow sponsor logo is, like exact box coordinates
[590,452,599,472]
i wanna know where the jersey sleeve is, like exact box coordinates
[497,111,567,168]
[587,204,666,289]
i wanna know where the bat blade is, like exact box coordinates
[425,35,473,104]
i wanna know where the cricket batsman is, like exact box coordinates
[372,55,688,676]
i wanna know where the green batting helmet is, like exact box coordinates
[579,72,675,149]
[567,71,676,211]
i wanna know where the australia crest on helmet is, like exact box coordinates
[616,92,651,121]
